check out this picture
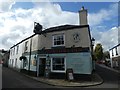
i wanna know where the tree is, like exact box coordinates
[94,43,104,61]
[103,51,110,59]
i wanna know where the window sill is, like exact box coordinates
[51,70,66,73]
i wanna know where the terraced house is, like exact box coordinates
[109,43,120,69]
[8,7,94,78]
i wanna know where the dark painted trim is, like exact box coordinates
[109,43,120,50]
[38,47,90,54]
[22,47,90,55]
[41,24,89,34]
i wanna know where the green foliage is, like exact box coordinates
[94,43,103,61]
[103,51,110,59]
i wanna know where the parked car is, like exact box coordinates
[96,60,105,64]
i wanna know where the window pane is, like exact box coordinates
[53,65,64,70]
[52,58,65,71]
[53,34,64,46]
[57,41,61,45]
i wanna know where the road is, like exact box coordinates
[86,64,120,88]
[2,64,120,89]
[2,67,55,88]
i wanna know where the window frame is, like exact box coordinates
[13,47,15,55]
[115,47,118,55]
[10,49,12,56]
[112,49,114,56]
[24,41,28,52]
[51,57,66,73]
[52,34,65,47]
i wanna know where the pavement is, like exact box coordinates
[23,64,120,87]
[24,71,103,87]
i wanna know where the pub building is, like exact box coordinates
[8,7,94,79]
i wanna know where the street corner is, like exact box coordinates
[26,72,103,87]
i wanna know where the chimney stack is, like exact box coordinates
[79,6,88,25]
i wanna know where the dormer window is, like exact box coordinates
[53,34,65,47]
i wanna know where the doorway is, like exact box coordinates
[39,58,46,76]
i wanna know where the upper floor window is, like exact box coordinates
[53,34,65,47]
[11,49,13,56]
[115,47,118,55]
[25,41,28,52]
[16,45,19,54]
[112,49,114,56]
[10,50,12,56]
[13,47,15,55]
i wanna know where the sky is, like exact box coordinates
[0,1,119,51]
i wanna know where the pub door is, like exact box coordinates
[39,58,46,76]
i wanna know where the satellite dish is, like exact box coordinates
[33,22,43,34]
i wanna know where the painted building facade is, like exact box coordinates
[109,43,120,68]
[8,7,94,78]
[2,51,9,67]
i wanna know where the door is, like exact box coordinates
[39,58,46,76]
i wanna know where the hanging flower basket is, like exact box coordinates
[19,56,26,61]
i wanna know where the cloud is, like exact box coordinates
[0,2,79,50]
[92,27,118,51]
[0,2,118,51]
[88,3,118,26]
[0,0,15,12]
[89,3,118,51]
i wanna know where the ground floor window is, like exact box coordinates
[23,59,28,68]
[51,57,66,72]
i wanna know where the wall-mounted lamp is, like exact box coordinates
[91,37,95,46]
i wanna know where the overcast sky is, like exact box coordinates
[0,1,119,51]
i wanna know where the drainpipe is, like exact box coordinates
[34,54,37,77]
[28,38,32,74]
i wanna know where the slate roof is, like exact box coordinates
[42,24,89,33]
[109,43,120,50]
